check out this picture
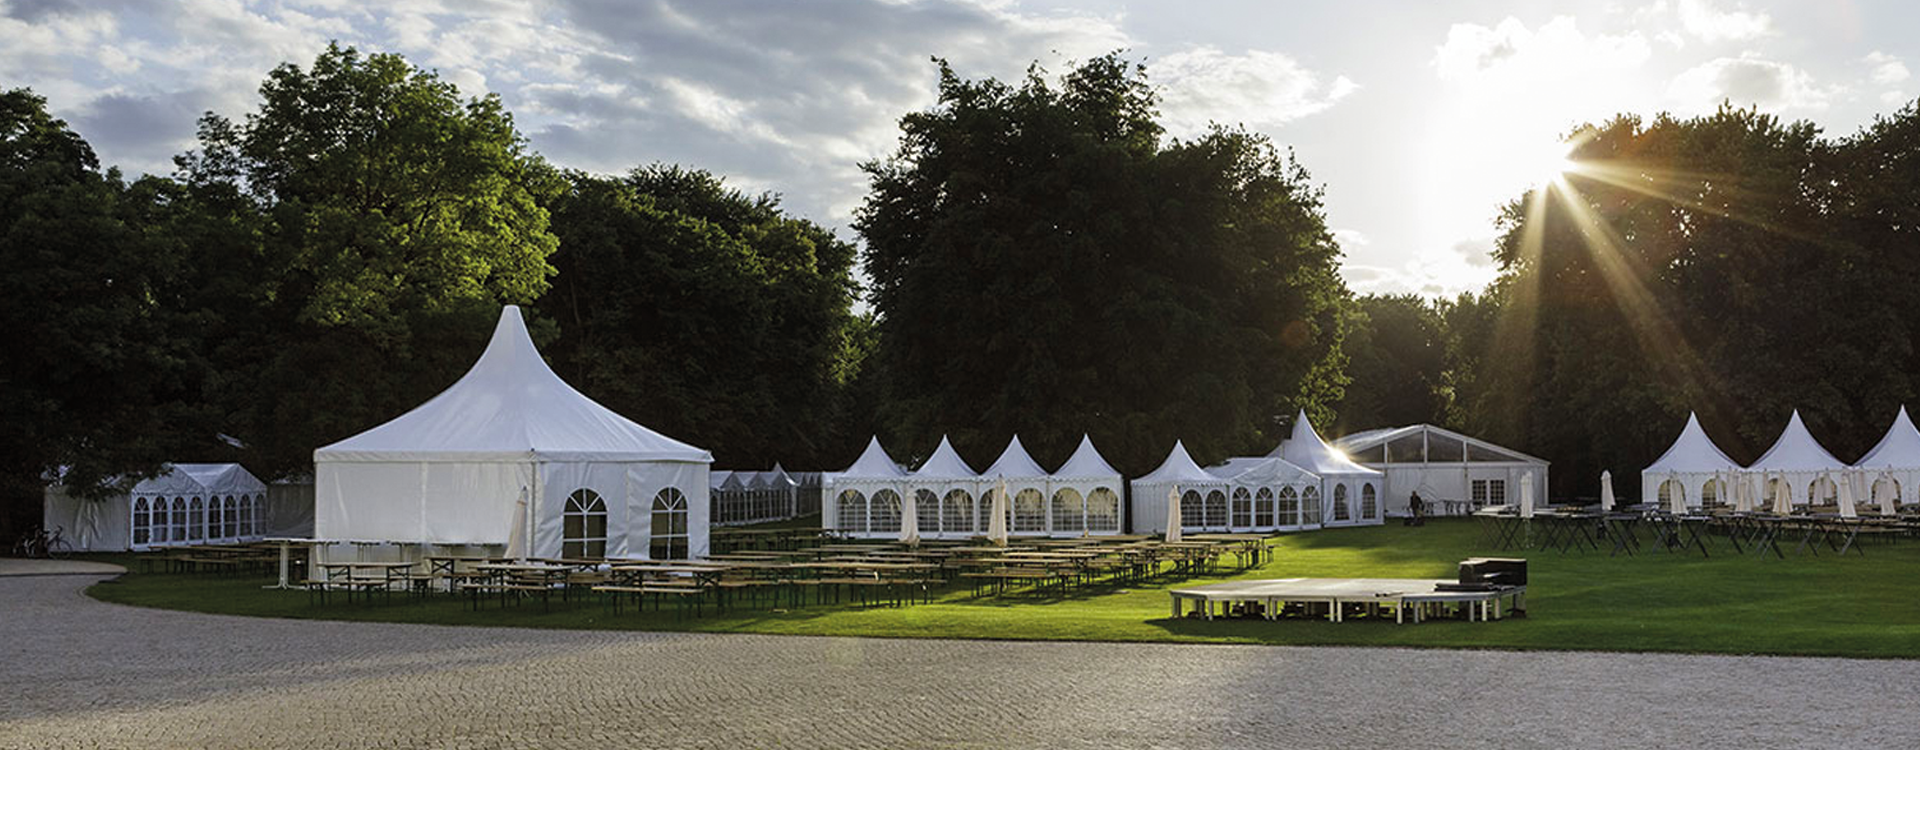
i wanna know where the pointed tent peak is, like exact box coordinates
[914,435,979,479]
[983,435,1048,478]
[1643,410,1740,474]
[840,435,907,478]
[1137,440,1216,484]
[1054,434,1121,479]
[1856,405,1920,468]
[1752,408,1844,471]
[1281,410,1381,476]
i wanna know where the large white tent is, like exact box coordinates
[1205,455,1321,533]
[912,435,982,539]
[1130,440,1231,534]
[1639,411,1742,510]
[1854,406,1920,506]
[980,436,1050,536]
[1747,409,1848,507]
[1277,411,1384,526]
[44,463,269,551]
[1334,423,1549,517]
[1049,434,1125,536]
[313,306,712,560]
[823,436,908,537]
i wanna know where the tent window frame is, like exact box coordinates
[1086,487,1119,533]
[836,490,868,534]
[649,487,689,559]
[941,489,974,534]
[564,488,609,559]
[1051,488,1084,535]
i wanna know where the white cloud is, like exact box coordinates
[1342,240,1501,297]
[1675,0,1771,44]
[1866,51,1910,85]
[1150,47,1355,137]
[1434,16,1650,82]
[1668,53,1831,113]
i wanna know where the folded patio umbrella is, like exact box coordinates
[1838,474,1857,518]
[1165,485,1182,543]
[899,486,920,547]
[1600,470,1614,512]
[988,477,1009,547]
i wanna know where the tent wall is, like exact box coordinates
[1046,478,1126,536]
[42,490,130,551]
[317,461,534,546]
[1375,461,1547,516]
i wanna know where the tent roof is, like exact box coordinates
[1335,422,1547,464]
[914,435,979,479]
[1208,456,1317,487]
[1276,411,1382,476]
[982,435,1048,479]
[1855,406,1920,469]
[713,471,742,490]
[1053,434,1121,479]
[315,307,710,463]
[1136,440,1218,484]
[838,436,907,478]
[122,463,264,496]
[1642,412,1742,474]
[1751,409,1844,471]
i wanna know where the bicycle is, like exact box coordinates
[12,526,73,558]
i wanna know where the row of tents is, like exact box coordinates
[708,466,824,525]
[1641,407,1920,510]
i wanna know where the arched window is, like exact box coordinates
[238,495,253,538]
[207,495,224,540]
[150,495,169,545]
[1332,484,1350,521]
[915,489,940,534]
[225,495,239,538]
[1013,488,1046,533]
[942,489,974,534]
[1204,490,1227,528]
[1180,490,1204,528]
[564,488,608,558]
[171,497,188,542]
[1701,479,1721,508]
[1231,488,1252,528]
[1278,486,1299,526]
[836,490,868,534]
[649,487,689,559]
[189,496,205,540]
[1660,479,1685,510]
[1052,488,1084,535]
[1810,478,1836,506]
[132,497,151,545]
[1086,488,1119,533]
[1255,488,1275,529]
[869,489,902,535]
[1302,487,1323,525]
[1361,483,1377,521]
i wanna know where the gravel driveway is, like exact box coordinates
[3,572,1917,748]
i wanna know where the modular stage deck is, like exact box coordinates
[1168,578,1526,624]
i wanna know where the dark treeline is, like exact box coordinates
[6,42,1919,534]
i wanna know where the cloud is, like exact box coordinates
[1675,0,1771,44]
[1150,47,1355,137]
[1434,16,1650,82]
[1668,53,1831,113]
[1342,239,1502,297]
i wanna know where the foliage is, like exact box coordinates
[538,166,862,468]
[1333,293,1449,435]
[174,43,562,479]
[855,55,1350,475]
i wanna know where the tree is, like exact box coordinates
[855,55,1350,475]
[0,89,211,533]
[1334,293,1448,435]
[538,166,862,469]
[175,44,561,479]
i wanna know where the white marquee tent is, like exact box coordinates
[1747,409,1848,507]
[1334,423,1549,516]
[1854,405,1920,506]
[823,436,908,537]
[1639,411,1743,510]
[911,435,983,539]
[1277,411,1384,526]
[1205,455,1321,533]
[44,463,269,551]
[1130,440,1231,534]
[1049,434,1125,536]
[314,306,712,561]
[981,436,1050,536]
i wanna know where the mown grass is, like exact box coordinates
[82,519,1920,658]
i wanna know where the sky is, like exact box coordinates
[4,0,1914,298]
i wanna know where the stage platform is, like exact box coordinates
[1168,578,1526,624]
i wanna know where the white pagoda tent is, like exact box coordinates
[912,435,982,538]
[1640,411,1742,510]
[1048,435,1125,536]
[1748,410,1848,507]
[1277,411,1384,526]
[1853,405,1920,506]
[980,436,1050,536]
[313,306,712,561]
[1206,455,1321,533]
[44,463,269,551]
[1130,440,1230,534]
[823,436,907,537]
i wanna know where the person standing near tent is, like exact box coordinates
[1406,491,1424,527]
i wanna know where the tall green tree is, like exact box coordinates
[538,166,862,469]
[0,89,211,533]
[855,55,1350,475]
[176,44,561,479]
[1334,293,1448,435]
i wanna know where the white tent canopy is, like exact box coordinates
[1640,411,1742,510]
[1278,411,1384,526]
[1131,440,1232,534]
[1335,422,1549,517]
[1206,455,1320,533]
[1748,409,1848,507]
[1050,434,1125,536]
[981,436,1051,536]
[45,463,270,551]
[909,435,982,539]
[823,436,906,536]
[1854,405,1920,505]
[314,306,712,560]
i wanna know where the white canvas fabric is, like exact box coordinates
[44,462,269,551]
[1279,411,1383,525]
[1749,410,1847,506]
[314,307,711,559]
[1334,423,1549,518]
[1854,406,1920,506]
[1206,456,1320,533]
[1130,441,1229,534]
[821,436,906,536]
[1601,471,1615,511]
[1050,435,1126,536]
[1640,412,1741,509]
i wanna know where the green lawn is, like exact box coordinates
[82,519,1920,658]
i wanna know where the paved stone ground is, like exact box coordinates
[3,571,1918,748]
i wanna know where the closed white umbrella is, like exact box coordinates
[1165,485,1183,543]
[505,486,529,559]
[1749,472,1766,513]
[987,477,1009,547]
[899,487,920,547]
[1600,471,1615,512]
[1881,474,1898,516]
[1733,471,1751,511]
[1519,471,1535,518]
[1838,474,1857,518]
[1666,473,1684,514]
[1772,474,1793,515]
